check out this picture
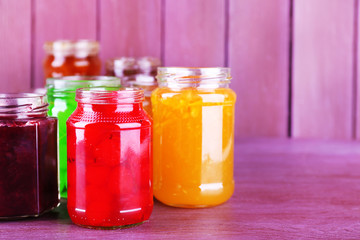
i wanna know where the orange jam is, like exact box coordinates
[152,67,236,208]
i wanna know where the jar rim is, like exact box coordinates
[0,93,48,118]
[156,67,231,88]
[76,87,144,104]
[46,76,121,92]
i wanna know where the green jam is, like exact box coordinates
[47,76,121,198]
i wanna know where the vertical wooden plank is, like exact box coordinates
[33,0,97,88]
[164,0,225,67]
[0,0,31,93]
[229,0,290,138]
[356,0,360,139]
[293,0,354,139]
[100,0,161,65]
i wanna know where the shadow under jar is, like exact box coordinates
[0,94,58,218]
[152,67,236,208]
[46,76,121,199]
[67,87,153,229]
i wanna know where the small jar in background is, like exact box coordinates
[43,40,102,84]
[109,57,161,116]
[137,57,161,77]
[0,94,59,218]
[152,67,236,208]
[105,57,139,85]
[43,40,75,79]
[67,87,153,229]
[46,76,121,199]
[128,75,157,117]
[73,40,101,76]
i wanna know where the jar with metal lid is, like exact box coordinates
[67,87,153,229]
[43,40,102,83]
[0,93,59,218]
[152,67,236,208]
[46,76,121,198]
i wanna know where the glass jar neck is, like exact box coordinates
[46,76,121,98]
[0,94,48,119]
[157,67,231,89]
[76,87,145,105]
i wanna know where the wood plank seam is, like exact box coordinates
[160,0,166,66]
[353,0,359,139]
[288,0,294,138]
[224,0,229,67]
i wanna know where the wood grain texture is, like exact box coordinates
[292,0,355,139]
[33,0,97,88]
[1,139,360,238]
[356,0,360,139]
[164,0,225,67]
[100,0,161,69]
[229,0,290,138]
[0,0,31,93]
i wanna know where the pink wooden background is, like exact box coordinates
[0,0,359,140]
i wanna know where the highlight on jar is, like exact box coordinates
[0,93,59,219]
[106,56,161,117]
[46,76,121,199]
[66,87,153,229]
[151,67,236,208]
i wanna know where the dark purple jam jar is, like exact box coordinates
[0,93,59,218]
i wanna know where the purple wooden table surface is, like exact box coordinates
[1,138,360,239]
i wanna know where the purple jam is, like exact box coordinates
[0,118,59,218]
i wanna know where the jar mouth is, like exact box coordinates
[0,93,49,118]
[46,76,121,94]
[76,87,144,104]
[156,67,231,88]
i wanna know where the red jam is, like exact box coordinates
[0,94,58,218]
[66,87,153,229]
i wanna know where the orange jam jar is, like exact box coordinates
[152,67,236,208]
[73,40,101,76]
[43,40,101,82]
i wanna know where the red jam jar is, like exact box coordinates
[0,94,59,218]
[67,87,153,229]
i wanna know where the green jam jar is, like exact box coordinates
[46,76,121,198]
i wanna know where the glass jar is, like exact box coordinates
[152,67,236,208]
[106,57,139,84]
[0,94,59,218]
[67,87,153,229]
[137,57,161,77]
[128,75,157,117]
[73,40,101,76]
[128,57,161,116]
[43,40,75,79]
[46,76,121,198]
[43,40,101,83]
